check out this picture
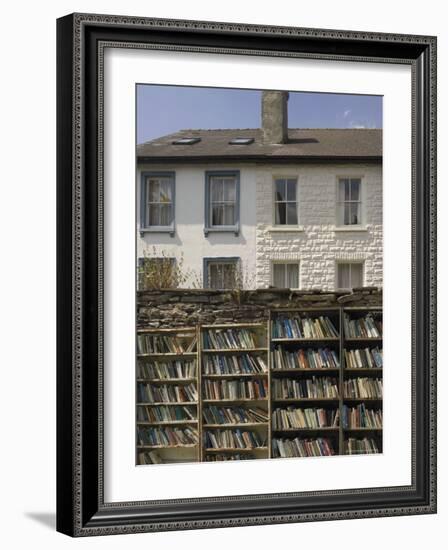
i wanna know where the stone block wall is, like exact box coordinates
[255,163,383,290]
[137,287,382,328]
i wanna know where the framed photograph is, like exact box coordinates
[56,13,437,536]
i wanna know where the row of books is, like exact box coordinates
[203,379,268,401]
[137,451,163,465]
[343,313,382,339]
[272,407,339,429]
[203,353,267,375]
[272,437,335,458]
[272,315,339,339]
[343,377,383,399]
[137,334,197,354]
[272,377,339,399]
[344,437,380,454]
[342,404,383,429]
[137,405,197,423]
[204,454,253,461]
[203,429,266,450]
[344,347,383,369]
[271,347,340,370]
[137,360,196,380]
[137,426,198,447]
[203,329,259,350]
[202,406,268,425]
[137,382,198,403]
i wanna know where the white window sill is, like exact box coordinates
[268,226,305,233]
[333,226,368,233]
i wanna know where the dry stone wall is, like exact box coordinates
[137,288,382,328]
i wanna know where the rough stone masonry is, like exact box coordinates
[137,287,382,329]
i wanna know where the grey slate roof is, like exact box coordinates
[137,128,382,163]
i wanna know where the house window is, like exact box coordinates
[337,262,364,290]
[337,178,362,226]
[205,171,240,235]
[140,172,175,233]
[204,258,240,289]
[138,257,176,290]
[272,262,299,289]
[274,178,298,225]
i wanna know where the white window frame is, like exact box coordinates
[271,261,300,289]
[336,176,364,227]
[272,176,299,227]
[336,261,364,290]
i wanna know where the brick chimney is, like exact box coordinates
[261,91,289,144]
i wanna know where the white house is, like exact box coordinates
[136,92,382,291]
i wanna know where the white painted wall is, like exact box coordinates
[137,162,382,290]
[137,164,258,288]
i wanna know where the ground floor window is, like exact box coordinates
[204,257,240,289]
[337,262,364,290]
[272,262,299,289]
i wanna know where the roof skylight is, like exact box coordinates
[228,137,254,145]
[172,137,201,145]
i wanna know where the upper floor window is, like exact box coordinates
[205,171,240,236]
[274,178,298,225]
[337,177,362,226]
[337,262,364,290]
[272,261,299,289]
[140,172,175,235]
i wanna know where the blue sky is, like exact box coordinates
[137,85,382,144]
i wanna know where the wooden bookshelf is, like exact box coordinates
[341,307,383,454]
[136,306,382,464]
[136,326,200,464]
[200,323,270,461]
[269,307,343,459]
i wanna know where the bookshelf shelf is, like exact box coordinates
[202,398,269,403]
[202,348,268,353]
[344,338,383,343]
[136,307,382,464]
[344,368,382,373]
[272,398,340,402]
[137,402,198,406]
[343,427,382,431]
[203,423,269,428]
[137,421,198,426]
[136,378,197,383]
[204,447,268,452]
[271,368,340,373]
[272,427,339,432]
[202,373,268,379]
[343,397,382,402]
[137,352,197,358]
[137,444,198,450]
[271,338,339,343]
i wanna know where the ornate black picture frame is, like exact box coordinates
[56,13,437,536]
